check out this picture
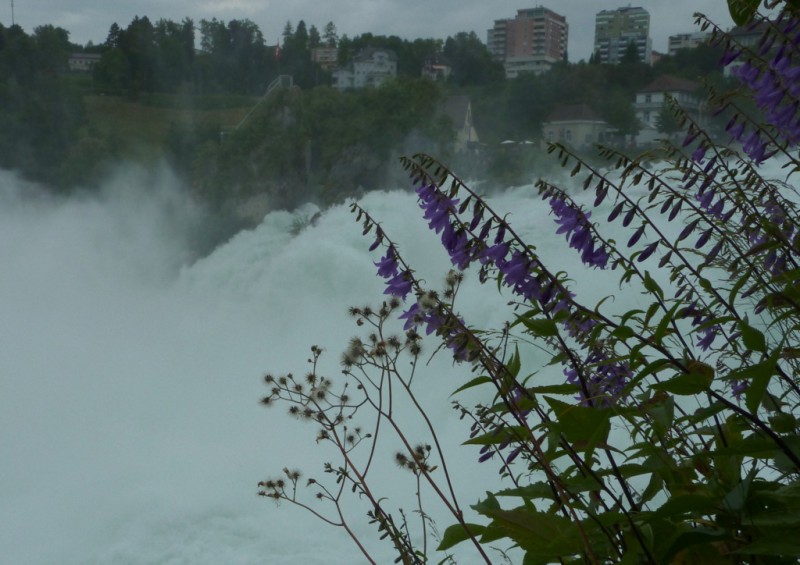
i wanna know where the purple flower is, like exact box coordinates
[691,144,708,163]
[731,380,748,399]
[374,247,399,278]
[697,327,718,351]
[565,348,631,406]
[398,303,422,331]
[384,271,413,299]
[480,242,510,265]
[722,18,800,157]
[549,197,608,269]
[637,241,659,262]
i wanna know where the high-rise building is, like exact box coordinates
[594,6,652,64]
[487,6,568,78]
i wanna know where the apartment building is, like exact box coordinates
[594,6,652,64]
[487,6,568,78]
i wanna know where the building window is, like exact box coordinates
[565,130,572,142]
[645,94,652,103]
[644,111,651,123]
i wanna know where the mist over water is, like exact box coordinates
[0,159,741,563]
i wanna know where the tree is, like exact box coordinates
[120,16,157,94]
[442,31,504,86]
[32,25,71,74]
[105,23,122,49]
[323,21,338,48]
[308,25,321,49]
[620,39,640,64]
[198,18,273,94]
[282,21,294,40]
[599,87,640,141]
[656,100,681,137]
[294,20,309,51]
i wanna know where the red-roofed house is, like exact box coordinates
[541,104,613,150]
[634,74,705,143]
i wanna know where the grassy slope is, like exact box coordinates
[83,94,255,160]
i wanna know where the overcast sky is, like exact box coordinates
[6,1,734,61]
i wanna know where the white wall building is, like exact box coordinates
[332,48,397,90]
[634,75,704,144]
[668,32,710,55]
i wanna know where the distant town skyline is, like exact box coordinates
[5,1,735,61]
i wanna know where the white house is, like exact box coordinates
[68,53,101,72]
[541,104,613,150]
[332,48,397,90]
[634,74,704,144]
[421,54,452,82]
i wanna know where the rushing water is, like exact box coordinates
[0,158,789,563]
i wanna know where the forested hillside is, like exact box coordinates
[0,16,728,222]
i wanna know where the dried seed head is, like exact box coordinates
[419,290,439,310]
[445,269,463,288]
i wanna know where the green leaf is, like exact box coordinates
[643,270,664,300]
[647,395,675,435]
[526,383,579,395]
[611,325,636,340]
[483,508,584,557]
[507,346,522,378]
[437,523,486,551]
[726,351,778,414]
[463,426,529,446]
[739,320,767,353]
[647,494,717,521]
[651,372,712,396]
[472,491,501,515]
[653,302,681,344]
[451,375,492,396]
[544,396,611,450]
[520,317,559,337]
[661,527,730,563]
[727,0,760,25]
[732,533,800,556]
[496,483,555,500]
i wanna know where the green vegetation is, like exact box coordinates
[0,14,729,222]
